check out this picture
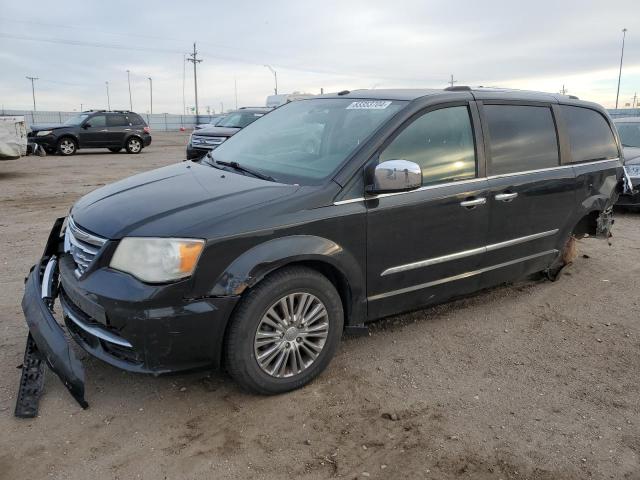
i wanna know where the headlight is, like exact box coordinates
[110,237,204,283]
[36,130,53,136]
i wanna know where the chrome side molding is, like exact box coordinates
[381,229,559,276]
[370,249,558,301]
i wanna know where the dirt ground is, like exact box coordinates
[1,132,639,480]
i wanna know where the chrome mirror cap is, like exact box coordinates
[367,159,422,194]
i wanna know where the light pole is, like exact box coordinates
[615,28,628,109]
[148,77,153,114]
[264,65,278,95]
[126,69,133,111]
[105,81,111,110]
[25,76,38,111]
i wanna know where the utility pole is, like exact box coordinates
[148,77,153,114]
[126,70,133,110]
[105,81,111,110]
[560,84,568,95]
[632,92,637,109]
[182,54,186,115]
[234,78,238,110]
[25,76,38,111]
[615,28,628,109]
[449,74,457,88]
[186,43,203,117]
[220,101,223,114]
[264,65,278,95]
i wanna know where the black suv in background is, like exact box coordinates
[186,107,271,159]
[28,110,152,156]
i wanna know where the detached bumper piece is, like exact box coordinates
[15,218,88,417]
[14,334,46,418]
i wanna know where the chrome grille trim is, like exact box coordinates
[64,217,107,277]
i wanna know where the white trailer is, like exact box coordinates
[0,115,28,160]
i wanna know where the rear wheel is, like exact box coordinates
[57,137,77,156]
[225,266,343,394]
[108,147,122,153]
[125,137,142,154]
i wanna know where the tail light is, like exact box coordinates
[143,126,150,133]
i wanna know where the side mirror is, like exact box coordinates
[82,123,91,129]
[366,159,422,194]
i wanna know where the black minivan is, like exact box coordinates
[20,87,624,409]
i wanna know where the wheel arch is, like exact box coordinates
[207,235,366,326]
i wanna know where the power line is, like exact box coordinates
[186,43,202,116]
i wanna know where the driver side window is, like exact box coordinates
[380,106,477,186]
[87,115,106,128]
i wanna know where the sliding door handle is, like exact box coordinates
[495,192,518,202]
[460,197,486,208]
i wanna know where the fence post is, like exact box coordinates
[164,113,168,132]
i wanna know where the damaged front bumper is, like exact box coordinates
[16,218,88,416]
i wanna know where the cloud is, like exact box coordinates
[0,0,638,111]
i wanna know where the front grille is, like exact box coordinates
[64,217,107,277]
[191,135,226,149]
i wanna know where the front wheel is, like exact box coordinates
[125,137,142,154]
[225,266,344,394]
[57,138,77,156]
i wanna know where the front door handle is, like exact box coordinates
[100,129,109,132]
[495,192,518,202]
[460,197,486,208]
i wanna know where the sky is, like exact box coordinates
[0,0,639,114]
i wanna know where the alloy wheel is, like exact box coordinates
[60,139,75,155]
[253,292,329,378]
[128,138,141,153]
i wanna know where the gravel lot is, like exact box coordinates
[1,132,639,479]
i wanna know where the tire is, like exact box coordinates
[224,266,344,394]
[125,137,143,154]
[108,147,122,153]
[57,137,77,156]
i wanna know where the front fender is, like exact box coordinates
[208,235,366,324]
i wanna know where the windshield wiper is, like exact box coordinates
[213,159,276,182]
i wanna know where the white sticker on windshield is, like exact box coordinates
[346,100,392,110]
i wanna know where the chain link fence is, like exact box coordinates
[0,109,219,131]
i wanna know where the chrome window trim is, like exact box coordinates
[369,249,558,301]
[61,296,133,348]
[381,229,558,276]
[332,158,621,206]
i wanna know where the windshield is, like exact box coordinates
[64,114,89,126]
[216,111,265,128]
[617,122,640,148]
[211,98,407,185]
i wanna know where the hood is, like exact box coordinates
[71,162,298,239]
[194,126,240,137]
[29,123,65,132]
[623,146,640,165]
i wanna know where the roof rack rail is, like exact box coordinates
[444,85,471,91]
[568,95,579,100]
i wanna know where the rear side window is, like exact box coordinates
[379,105,476,186]
[484,105,559,175]
[107,114,128,127]
[560,106,619,162]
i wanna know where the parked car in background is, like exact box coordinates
[193,114,227,130]
[28,110,152,156]
[614,117,640,209]
[186,107,271,159]
[20,87,624,407]
[266,93,315,108]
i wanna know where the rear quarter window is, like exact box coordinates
[484,104,559,175]
[128,114,146,126]
[560,105,619,162]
